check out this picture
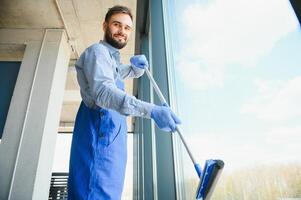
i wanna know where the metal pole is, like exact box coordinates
[145,68,196,165]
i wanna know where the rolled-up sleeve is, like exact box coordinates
[79,44,154,118]
[118,64,145,80]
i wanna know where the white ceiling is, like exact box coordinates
[0,0,137,132]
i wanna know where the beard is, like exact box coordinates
[104,28,127,49]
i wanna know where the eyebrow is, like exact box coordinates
[111,20,132,29]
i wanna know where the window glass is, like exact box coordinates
[52,134,72,172]
[164,0,301,199]
[0,61,21,139]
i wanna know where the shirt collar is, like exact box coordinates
[99,40,120,58]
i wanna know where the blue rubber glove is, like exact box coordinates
[130,55,149,69]
[151,105,181,132]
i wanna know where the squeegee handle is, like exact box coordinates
[145,68,197,165]
[144,68,168,104]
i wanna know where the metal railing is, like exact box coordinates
[49,172,68,200]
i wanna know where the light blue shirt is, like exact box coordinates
[75,41,154,118]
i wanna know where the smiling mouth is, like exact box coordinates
[114,35,126,41]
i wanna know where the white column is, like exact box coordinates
[0,28,45,199]
[8,29,70,200]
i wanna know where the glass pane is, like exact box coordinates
[122,134,133,200]
[52,134,72,172]
[164,0,301,199]
[0,61,21,139]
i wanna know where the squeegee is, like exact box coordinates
[145,68,224,200]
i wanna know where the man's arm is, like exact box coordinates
[80,44,154,118]
[118,64,145,80]
[118,54,150,79]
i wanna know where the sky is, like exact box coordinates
[171,0,301,172]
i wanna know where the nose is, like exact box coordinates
[119,26,126,35]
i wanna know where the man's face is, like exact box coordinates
[103,13,133,49]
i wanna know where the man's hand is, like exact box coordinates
[130,55,148,69]
[151,105,181,132]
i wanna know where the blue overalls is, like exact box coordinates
[68,79,127,200]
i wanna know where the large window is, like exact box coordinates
[0,61,21,139]
[163,0,301,199]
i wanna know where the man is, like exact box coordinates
[68,5,180,200]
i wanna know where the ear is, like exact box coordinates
[103,21,107,32]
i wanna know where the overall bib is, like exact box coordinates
[68,79,127,200]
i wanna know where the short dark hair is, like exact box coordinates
[105,5,133,23]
